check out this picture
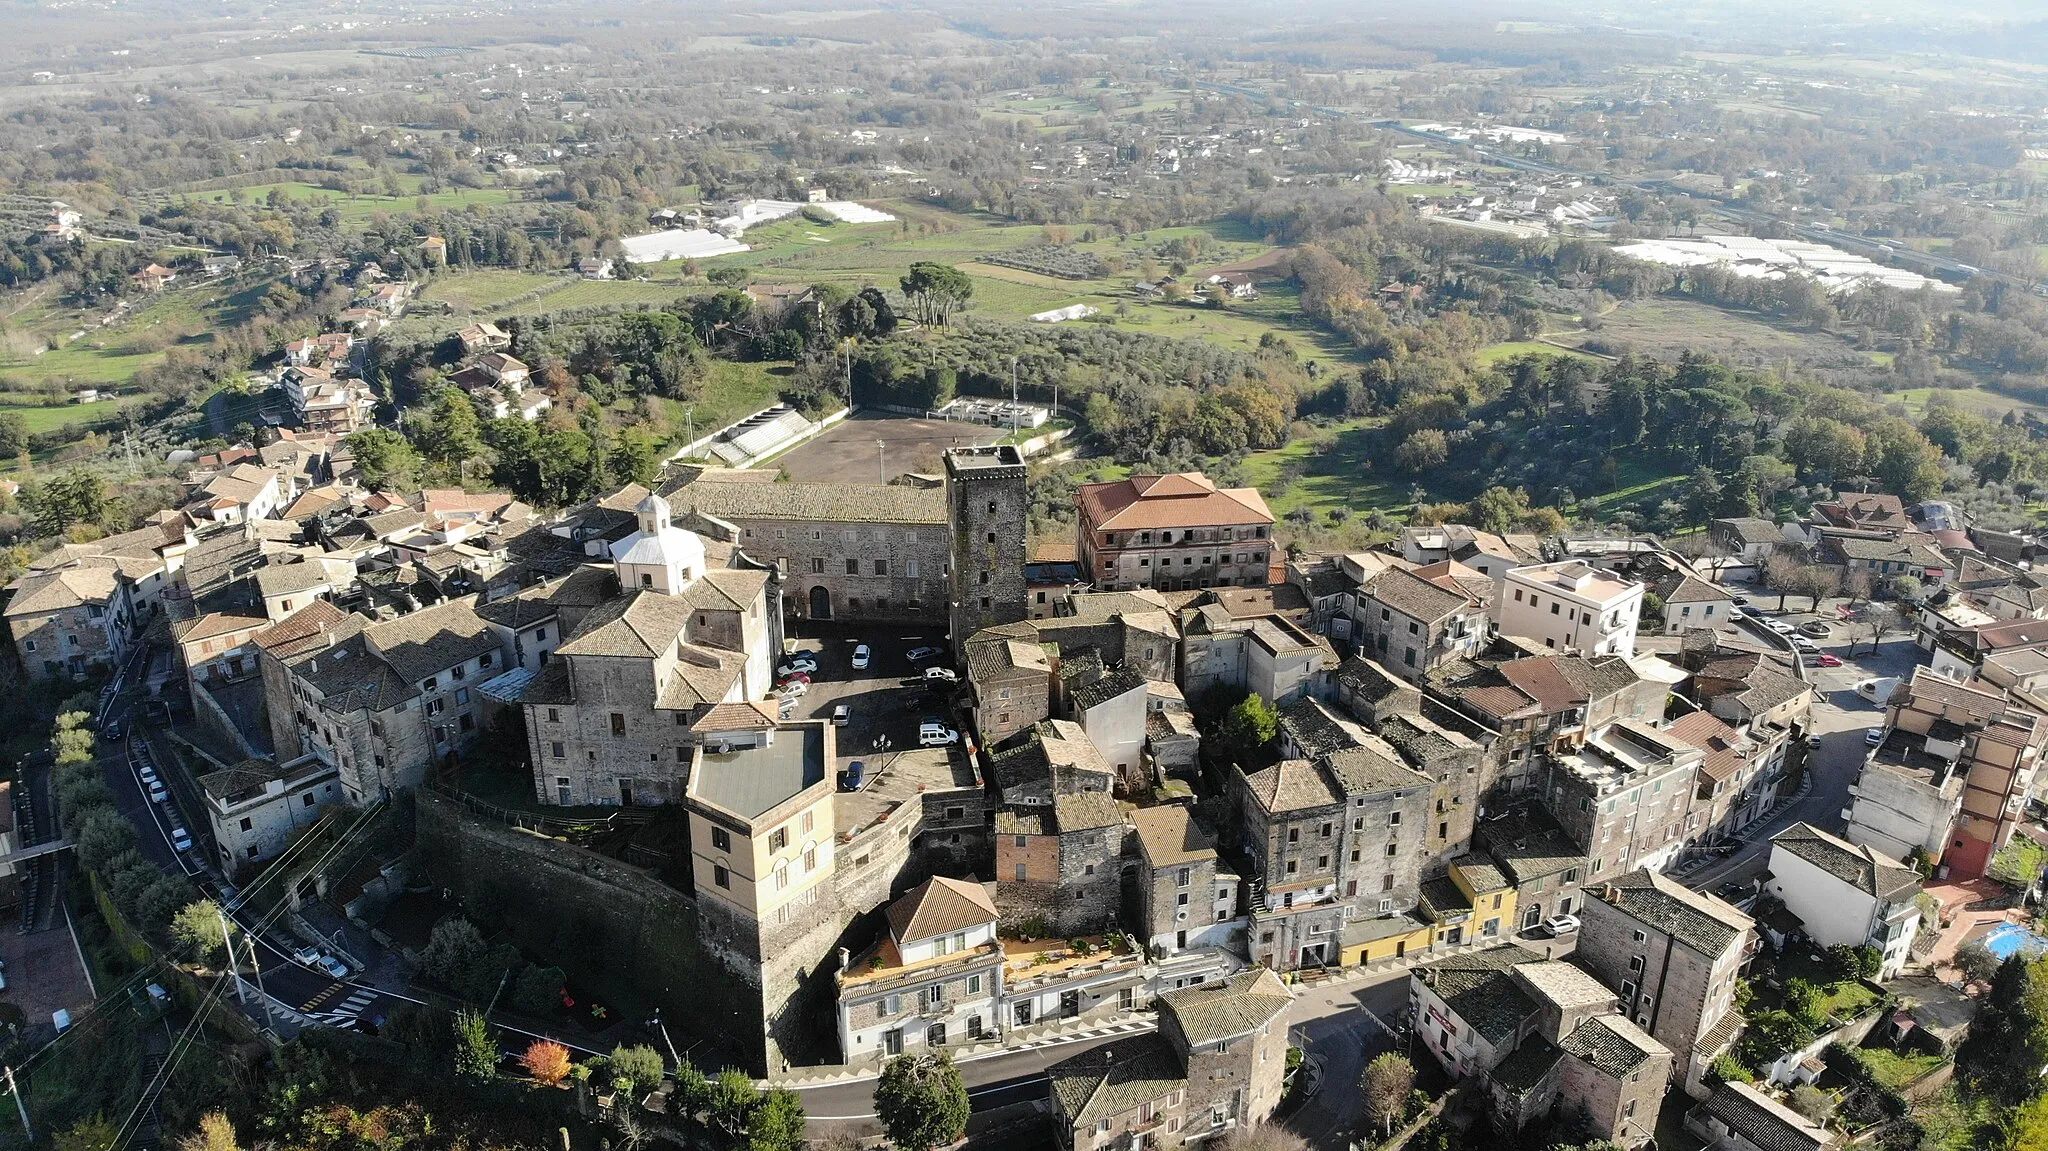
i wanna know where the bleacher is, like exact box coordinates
[709,405,816,466]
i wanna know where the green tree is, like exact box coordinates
[24,470,109,536]
[55,1115,121,1151]
[2006,1092,2048,1151]
[899,262,973,326]
[707,1068,761,1139]
[170,900,227,964]
[421,917,488,988]
[346,428,422,491]
[1959,953,2048,1103]
[874,1052,970,1151]
[411,387,484,469]
[0,412,28,459]
[511,964,565,1015]
[1218,694,1279,764]
[452,1009,496,1083]
[749,1088,807,1151]
[610,1044,666,1090]
[1392,428,1448,474]
[1783,979,1822,1028]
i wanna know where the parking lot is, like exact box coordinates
[776,620,967,766]
[768,412,1001,483]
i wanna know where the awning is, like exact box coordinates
[478,666,538,703]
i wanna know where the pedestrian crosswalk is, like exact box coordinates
[305,986,377,1028]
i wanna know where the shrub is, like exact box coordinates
[610,1044,665,1090]
[520,1040,571,1086]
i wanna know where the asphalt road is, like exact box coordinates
[789,1025,1153,1122]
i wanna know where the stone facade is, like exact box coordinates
[1577,870,1753,1096]
[945,446,1029,657]
[662,468,949,624]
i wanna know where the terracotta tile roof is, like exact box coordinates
[886,876,998,944]
[1500,657,1585,715]
[1132,806,1216,868]
[1158,968,1291,1044]
[1048,1034,1185,1131]
[250,600,363,660]
[1667,711,1746,784]
[1078,472,1273,531]
[1240,758,1341,814]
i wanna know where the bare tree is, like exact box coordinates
[1763,552,1802,611]
[1796,564,1841,612]
[1361,1052,1417,1137]
[1842,568,1873,606]
[1854,603,1906,655]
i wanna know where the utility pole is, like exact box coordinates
[649,1008,683,1069]
[843,343,853,411]
[876,440,886,486]
[486,966,515,1015]
[5,1065,30,1143]
[684,406,695,458]
[216,905,246,1005]
[1010,356,1019,437]
[246,933,274,1033]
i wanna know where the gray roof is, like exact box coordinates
[1716,517,1784,545]
[1324,740,1430,797]
[1419,944,1542,1045]
[1158,969,1291,1045]
[297,632,417,712]
[1512,961,1614,1012]
[1770,822,1920,902]
[1477,807,1586,885]
[1598,869,1752,957]
[1489,1037,1566,1095]
[688,725,825,820]
[1047,1034,1185,1129]
[1068,666,1146,712]
[1560,1014,1668,1077]
[365,597,501,685]
[1695,1083,1832,1151]
[1364,567,1473,623]
[995,807,1050,837]
[253,561,337,598]
[1053,791,1124,833]
[668,476,946,525]
[1455,857,1511,893]
[1737,667,1813,714]
[1277,697,1362,759]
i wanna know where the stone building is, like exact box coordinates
[520,496,779,807]
[5,563,135,681]
[1075,472,1276,592]
[270,594,508,803]
[1178,604,1330,706]
[1130,805,1241,957]
[1348,565,1489,681]
[992,791,1125,935]
[1046,970,1293,1149]
[198,754,342,877]
[1410,945,1672,1149]
[1577,869,1753,1095]
[1544,722,1704,884]
[964,624,1053,747]
[663,467,948,623]
[1231,740,1432,970]
[944,446,1029,656]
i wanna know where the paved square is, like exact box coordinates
[770,413,1002,483]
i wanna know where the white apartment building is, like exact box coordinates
[1498,562,1643,658]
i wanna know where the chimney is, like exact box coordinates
[837,947,850,970]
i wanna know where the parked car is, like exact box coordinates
[1716,881,1753,903]
[777,697,799,719]
[1542,915,1581,936]
[1799,621,1832,637]
[1767,620,1796,636]
[906,646,943,663]
[1806,734,1824,749]
[147,782,167,804]
[832,704,850,727]
[1731,595,1750,607]
[293,946,324,969]
[839,760,867,792]
[778,681,810,699]
[1792,637,1819,653]
[137,765,157,786]
[777,658,818,677]
[1817,654,1842,667]
[923,667,959,684]
[1710,840,1741,858]
[777,671,812,686]
[1865,726,1886,746]
[851,644,872,670]
[315,954,350,980]
[103,719,122,741]
[170,826,193,852]
[1857,676,1901,703]
[918,722,960,747]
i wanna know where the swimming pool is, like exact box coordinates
[1982,922,2048,960]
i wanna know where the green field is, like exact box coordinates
[658,360,795,442]
[542,280,690,310]
[1239,418,1404,520]
[0,397,128,433]
[190,181,519,222]
[417,270,563,313]
[1475,340,1605,366]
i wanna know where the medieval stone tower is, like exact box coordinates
[944,445,1028,654]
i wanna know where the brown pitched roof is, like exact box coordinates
[1240,759,1341,814]
[886,876,998,944]
[1667,711,1745,784]
[1078,472,1273,531]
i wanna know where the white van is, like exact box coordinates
[918,723,959,748]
